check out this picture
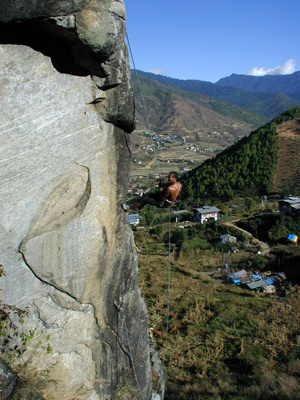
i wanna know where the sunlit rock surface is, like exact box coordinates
[0,1,155,399]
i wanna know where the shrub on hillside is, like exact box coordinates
[181,238,211,256]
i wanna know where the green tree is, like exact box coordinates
[268,220,289,243]
[245,197,256,211]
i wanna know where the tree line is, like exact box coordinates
[180,106,300,205]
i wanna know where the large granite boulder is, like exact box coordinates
[0,1,157,399]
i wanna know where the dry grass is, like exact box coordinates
[135,221,300,399]
[272,119,300,192]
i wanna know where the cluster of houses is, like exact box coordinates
[185,145,213,154]
[228,269,287,293]
[127,197,296,294]
[128,206,221,227]
[128,196,300,244]
[127,177,147,196]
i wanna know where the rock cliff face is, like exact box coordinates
[0,1,155,399]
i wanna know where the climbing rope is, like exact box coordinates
[155,206,171,396]
[136,211,158,255]
[114,301,145,400]
[116,31,174,398]
[163,207,172,364]
[126,31,161,176]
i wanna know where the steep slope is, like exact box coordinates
[180,106,300,204]
[136,90,253,141]
[133,73,263,142]
[137,70,298,120]
[272,118,300,193]
[134,72,266,128]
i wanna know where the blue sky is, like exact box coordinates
[124,0,300,83]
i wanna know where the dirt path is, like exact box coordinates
[224,221,271,255]
[143,158,155,169]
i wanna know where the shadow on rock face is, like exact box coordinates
[0,19,108,77]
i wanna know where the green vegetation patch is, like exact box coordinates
[181,106,300,205]
[135,204,300,400]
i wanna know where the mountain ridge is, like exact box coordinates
[136,70,299,120]
[132,72,264,140]
[216,70,300,103]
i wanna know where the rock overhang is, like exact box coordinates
[0,0,135,132]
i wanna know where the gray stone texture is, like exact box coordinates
[0,359,17,399]
[0,0,90,23]
[0,1,154,399]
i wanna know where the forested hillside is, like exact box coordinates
[181,106,300,204]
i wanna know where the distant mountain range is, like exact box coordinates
[136,70,300,121]
[217,71,300,103]
[132,71,265,147]
[131,70,300,172]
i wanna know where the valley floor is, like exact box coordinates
[133,207,300,400]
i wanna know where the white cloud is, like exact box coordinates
[247,59,296,76]
[147,68,167,76]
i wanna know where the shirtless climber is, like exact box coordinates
[121,171,182,212]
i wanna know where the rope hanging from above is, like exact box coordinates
[126,31,161,177]
[115,31,174,399]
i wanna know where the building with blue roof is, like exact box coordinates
[264,277,274,285]
[287,234,298,243]
[228,270,286,293]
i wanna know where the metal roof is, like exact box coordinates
[291,204,300,210]
[245,280,267,290]
[273,272,286,280]
[171,210,189,215]
[128,214,142,223]
[229,270,247,279]
[193,206,221,214]
[264,278,274,285]
[278,197,300,204]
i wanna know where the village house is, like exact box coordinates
[220,234,237,244]
[193,206,221,224]
[127,214,142,226]
[136,189,145,196]
[277,197,300,216]
[171,209,190,224]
